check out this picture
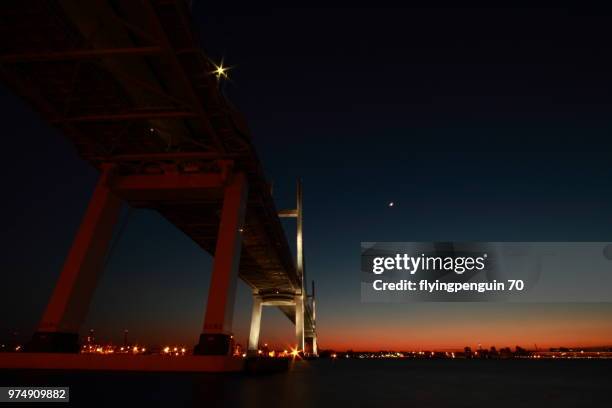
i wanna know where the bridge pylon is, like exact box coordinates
[25,162,250,355]
[248,179,317,357]
[25,165,122,352]
[193,172,248,355]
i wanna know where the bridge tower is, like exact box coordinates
[248,180,317,356]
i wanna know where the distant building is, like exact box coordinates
[86,329,95,345]
[233,343,243,357]
[499,347,513,359]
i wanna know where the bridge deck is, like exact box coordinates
[0,0,313,330]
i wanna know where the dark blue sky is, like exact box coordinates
[1,5,612,350]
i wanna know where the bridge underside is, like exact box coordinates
[0,0,314,355]
[0,0,298,295]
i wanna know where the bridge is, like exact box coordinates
[0,0,317,360]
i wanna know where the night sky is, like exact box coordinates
[2,5,612,351]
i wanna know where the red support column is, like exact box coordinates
[26,166,122,353]
[194,172,248,355]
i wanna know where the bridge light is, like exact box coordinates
[212,59,232,80]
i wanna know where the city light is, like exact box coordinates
[321,348,612,360]
[162,346,187,356]
[78,343,187,356]
[71,340,612,361]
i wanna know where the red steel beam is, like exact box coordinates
[0,46,164,63]
[38,167,123,335]
[112,172,225,190]
[201,173,248,336]
[51,110,198,123]
[110,172,227,202]
[92,152,236,162]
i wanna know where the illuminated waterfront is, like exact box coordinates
[5,338,611,360]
